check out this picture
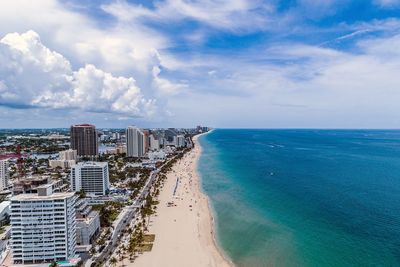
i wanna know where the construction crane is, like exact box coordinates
[0,144,25,178]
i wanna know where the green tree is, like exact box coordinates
[110,257,117,267]
[78,189,86,199]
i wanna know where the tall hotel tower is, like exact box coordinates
[71,162,110,196]
[70,124,98,157]
[126,126,145,158]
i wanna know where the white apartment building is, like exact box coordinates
[126,126,145,157]
[10,185,77,264]
[0,159,9,191]
[71,162,109,196]
[177,135,186,148]
[149,134,160,151]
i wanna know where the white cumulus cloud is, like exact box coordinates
[0,30,156,118]
[152,66,188,95]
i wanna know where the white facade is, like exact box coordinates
[60,149,77,161]
[126,126,145,157]
[75,199,100,246]
[0,201,10,226]
[112,132,121,140]
[149,134,160,151]
[71,162,110,196]
[0,160,9,191]
[10,186,77,264]
[148,151,166,161]
[177,135,186,148]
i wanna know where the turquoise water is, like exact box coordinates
[198,129,400,267]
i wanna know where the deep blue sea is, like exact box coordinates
[198,129,400,267]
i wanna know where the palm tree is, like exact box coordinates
[119,254,126,267]
[89,246,96,255]
[128,239,137,261]
[110,257,117,267]
[49,261,58,267]
[116,249,122,261]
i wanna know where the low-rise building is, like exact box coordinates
[148,151,167,161]
[60,149,78,161]
[49,159,76,169]
[49,149,77,169]
[0,201,10,226]
[75,199,100,252]
[13,176,67,195]
[104,145,126,155]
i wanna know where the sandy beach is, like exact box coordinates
[131,134,232,267]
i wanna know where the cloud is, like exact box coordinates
[0,0,169,79]
[0,30,156,118]
[102,0,272,32]
[160,25,400,127]
[1,1,400,128]
[374,0,400,8]
[152,66,188,95]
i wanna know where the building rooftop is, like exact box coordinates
[76,210,99,224]
[71,124,95,127]
[11,192,75,201]
[73,161,108,167]
[0,201,10,213]
[15,175,49,183]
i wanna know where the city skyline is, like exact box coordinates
[1,1,400,128]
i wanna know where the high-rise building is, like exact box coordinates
[0,159,9,191]
[142,130,150,153]
[149,134,160,151]
[71,162,109,196]
[177,135,186,148]
[164,128,178,146]
[126,126,145,157]
[10,185,77,264]
[70,124,98,157]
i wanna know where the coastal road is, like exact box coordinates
[87,170,159,266]
[86,152,184,267]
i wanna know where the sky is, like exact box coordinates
[0,0,400,128]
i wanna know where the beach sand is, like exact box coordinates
[131,134,232,267]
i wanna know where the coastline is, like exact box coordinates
[130,131,233,267]
[195,131,234,266]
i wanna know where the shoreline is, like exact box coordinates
[130,131,233,267]
[195,131,234,266]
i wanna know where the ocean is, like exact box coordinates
[198,129,400,267]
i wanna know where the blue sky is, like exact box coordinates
[0,0,400,128]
